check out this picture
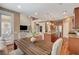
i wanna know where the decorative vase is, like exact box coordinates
[30,37,36,43]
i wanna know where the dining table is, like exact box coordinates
[15,37,53,55]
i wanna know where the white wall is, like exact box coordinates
[20,14,31,38]
[31,20,45,33]
[20,14,30,26]
[63,17,71,38]
[31,21,36,32]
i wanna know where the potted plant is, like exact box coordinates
[30,31,36,43]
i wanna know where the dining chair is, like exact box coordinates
[51,38,63,55]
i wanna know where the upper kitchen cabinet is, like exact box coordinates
[74,7,79,29]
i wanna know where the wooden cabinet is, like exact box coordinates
[44,33,58,42]
[69,37,79,54]
[44,33,51,42]
[74,7,79,29]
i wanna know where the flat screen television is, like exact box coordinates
[20,25,28,30]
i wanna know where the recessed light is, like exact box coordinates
[63,10,67,15]
[63,11,66,15]
[17,5,21,9]
[34,12,38,15]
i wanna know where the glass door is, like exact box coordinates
[0,10,14,43]
[1,15,12,39]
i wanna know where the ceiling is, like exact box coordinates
[0,3,79,20]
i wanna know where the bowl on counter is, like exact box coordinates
[76,32,79,36]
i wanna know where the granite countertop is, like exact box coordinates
[69,34,79,38]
